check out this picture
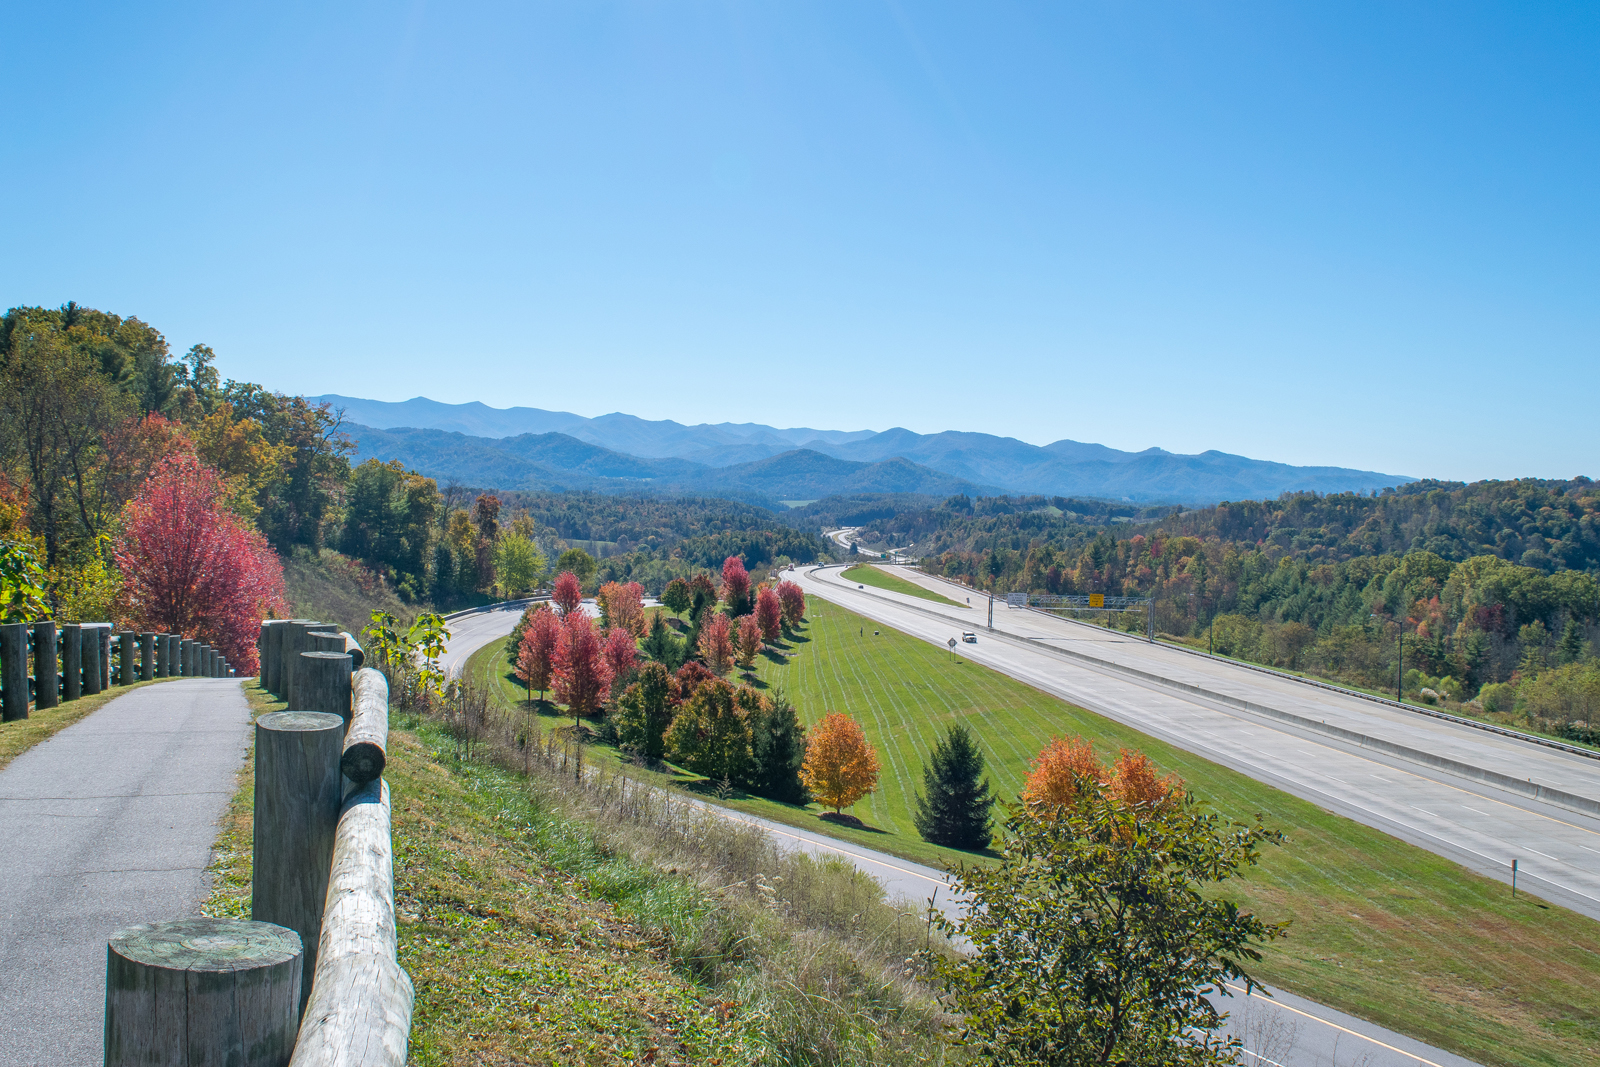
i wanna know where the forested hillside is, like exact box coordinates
[908,480,1600,740]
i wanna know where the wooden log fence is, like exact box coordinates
[0,616,251,721]
[101,625,411,1065]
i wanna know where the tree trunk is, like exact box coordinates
[342,669,388,785]
[104,917,302,1067]
[296,652,353,722]
[0,623,27,722]
[252,710,344,1016]
[33,621,58,709]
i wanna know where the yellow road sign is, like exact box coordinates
[1088,593,1105,608]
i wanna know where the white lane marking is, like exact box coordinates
[1223,984,1450,1067]
[1462,806,1492,817]
[1412,806,1439,818]
[1582,845,1600,856]
[1526,847,1558,861]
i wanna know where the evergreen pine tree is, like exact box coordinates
[913,724,995,849]
[1559,617,1586,663]
[642,612,684,669]
[749,693,810,804]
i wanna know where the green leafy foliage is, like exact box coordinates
[0,540,49,622]
[936,792,1285,1066]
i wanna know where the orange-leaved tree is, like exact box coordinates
[698,611,735,674]
[1108,749,1185,813]
[735,614,762,670]
[597,580,646,637]
[801,713,880,813]
[1020,736,1107,816]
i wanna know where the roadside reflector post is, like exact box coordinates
[1512,858,1518,897]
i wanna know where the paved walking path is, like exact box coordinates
[0,679,251,1067]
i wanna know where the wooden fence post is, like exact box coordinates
[184,638,198,678]
[98,625,112,691]
[296,651,353,724]
[62,624,82,700]
[139,633,155,681]
[82,628,103,695]
[253,710,344,1016]
[104,917,303,1067]
[153,633,168,678]
[0,623,26,722]
[118,632,135,686]
[262,621,288,695]
[282,622,331,710]
[33,621,58,709]
[165,635,179,677]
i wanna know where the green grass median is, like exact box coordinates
[840,564,969,607]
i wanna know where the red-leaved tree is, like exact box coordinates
[755,585,782,642]
[554,610,613,724]
[602,625,639,696]
[698,611,735,674]
[553,571,583,616]
[736,613,763,670]
[778,580,806,627]
[720,555,752,616]
[115,454,286,674]
[516,604,561,703]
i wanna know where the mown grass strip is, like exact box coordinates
[841,564,969,608]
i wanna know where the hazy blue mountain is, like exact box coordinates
[345,424,992,503]
[326,395,1413,504]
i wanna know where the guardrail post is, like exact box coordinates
[253,711,344,1017]
[297,651,353,724]
[1,623,27,722]
[82,628,103,695]
[117,632,135,686]
[104,917,303,1066]
[33,621,57,709]
[138,633,155,681]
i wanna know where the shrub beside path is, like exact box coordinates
[0,679,250,1067]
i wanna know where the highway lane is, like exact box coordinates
[797,563,1600,921]
[436,594,1480,1067]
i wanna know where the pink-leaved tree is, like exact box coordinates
[720,555,752,616]
[553,570,583,616]
[777,580,806,628]
[698,611,735,675]
[553,610,613,725]
[755,585,782,642]
[115,454,286,674]
[516,604,561,704]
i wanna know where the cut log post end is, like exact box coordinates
[105,917,303,1067]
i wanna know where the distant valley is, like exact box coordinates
[316,394,1414,507]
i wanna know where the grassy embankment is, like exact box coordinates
[204,679,954,1066]
[471,602,1600,1067]
[0,677,175,772]
[840,564,968,608]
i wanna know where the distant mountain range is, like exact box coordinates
[316,395,1414,507]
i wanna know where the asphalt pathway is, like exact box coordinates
[439,599,1478,1067]
[0,678,251,1067]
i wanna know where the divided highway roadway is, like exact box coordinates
[802,562,1600,923]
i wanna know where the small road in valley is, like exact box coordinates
[439,599,1478,1067]
[0,679,251,1067]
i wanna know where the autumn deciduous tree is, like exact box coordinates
[735,614,762,670]
[598,580,646,637]
[614,661,673,761]
[721,555,752,616]
[664,678,753,784]
[777,580,806,627]
[516,605,561,703]
[934,790,1285,1067]
[671,661,717,706]
[553,610,613,724]
[688,572,718,619]
[1108,749,1185,813]
[1020,736,1107,816]
[552,570,582,616]
[602,624,639,696]
[698,611,735,674]
[115,454,286,673]
[801,713,880,814]
[661,577,691,616]
[755,585,782,642]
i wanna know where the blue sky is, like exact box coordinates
[3,2,1595,481]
